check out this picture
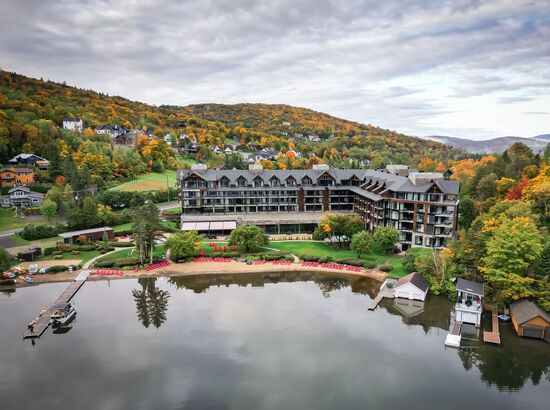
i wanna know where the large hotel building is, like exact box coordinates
[177,163,460,250]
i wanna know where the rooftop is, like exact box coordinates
[58,227,114,238]
[456,278,484,296]
[395,272,429,293]
[510,299,550,325]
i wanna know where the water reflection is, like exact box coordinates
[132,278,170,328]
[168,271,379,299]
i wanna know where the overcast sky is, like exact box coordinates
[0,0,549,139]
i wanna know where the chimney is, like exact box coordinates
[191,163,208,173]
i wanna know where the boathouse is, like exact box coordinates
[455,278,483,327]
[510,299,550,340]
[393,272,429,301]
[58,227,114,245]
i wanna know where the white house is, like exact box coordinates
[455,278,484,327]
[62,118,84,132]
[163,133,173,145]
[393,272,429,301]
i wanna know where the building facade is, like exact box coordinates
[62,117,84,132]
[178,164,460,249]
[0,186,44,208]
[0,167,34,187]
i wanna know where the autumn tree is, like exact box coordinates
[228,224,267,253]
[481,217,543,302]
[165,231,204,261]
[40,199,58,222]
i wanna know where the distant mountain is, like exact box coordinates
[421,135,548,154]
[532,134,550,142]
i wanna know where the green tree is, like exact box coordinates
[82,197,99,228]
[350,231,373,258]
[481,217,543,302]
[373,226,399,254]
[228,224,267,253]
[534,241,550,278]
[0,247,11,272]
[132,202,163,264]
[165,231,204,260]
[40,199,58,222]
[458,195,475,230]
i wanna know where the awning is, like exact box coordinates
[180,220,238,232]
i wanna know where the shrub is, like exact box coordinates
[318,256,329,263]
[114,257,141,268]
[224,251,241,258]
[361,261,377,269]
[115,229,133,236]
[20,224,66,240]
[48,265,68,273]
[52,251,62,256]
[94,260,115,268]
[264,253,285,261]
[284,255,295,261]
[75,245,96,251]
[337,258,364,266]
[71,250,80,255]
[379,264,392,272]
[299,254,320,262]
[53,254,64,260]
[106,241,134,247]
[44,246,57,256]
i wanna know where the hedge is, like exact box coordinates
[20,224,67,240]
[379,264,393,272]
[106,241,134,247]
[48,265,69,273]
[361,261,377,269]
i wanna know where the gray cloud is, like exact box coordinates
[0,0,549,139]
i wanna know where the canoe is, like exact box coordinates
[21,276,33,284]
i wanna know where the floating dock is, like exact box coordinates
[368,279,396,310]
[445,315,462,347]
[23,271,89,339]
[483,304,501,345]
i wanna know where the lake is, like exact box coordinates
[1,273,549,410]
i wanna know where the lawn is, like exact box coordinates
[38,250,101,264]
[95,245,165,262]
[0,209,28,230]
[268,241,388,264]
[112,220,178,233]
[199,241,229,255]
[109,170,177,192]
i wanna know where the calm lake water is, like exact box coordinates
[1,273,549,410]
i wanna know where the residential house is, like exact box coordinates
[224,145,234,155]
[393,272,429,301]
[0,167,34,187]
[96,124,129,138]
[510,299,550,340]
[186,143,198,155]
[211,145,223,155]
[9,153,49,169]
[62,117,84,132]
[114,133,135,146]
[164,133,173,145]
[308,134,321,142]
[58,227,115,245]
[0,186,44,208]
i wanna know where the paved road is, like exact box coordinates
[0,228,22,237]
[156,201,180,211]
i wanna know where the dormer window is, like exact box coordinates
[270,176,280,187]
[219,177,230,187]
[253,176,263,187]
[286,177,296,186]
[302,176,312,186]
[236,176,247,187]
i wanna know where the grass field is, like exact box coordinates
[38,250,101,264]
[109,170,177,192]
[112,220,178,233]
[268,241,388,263]
[0,209,28,230]
[95,245,165,262]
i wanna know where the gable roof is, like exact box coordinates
[456,278,484,296]
[9,153,46,162]
[395,272,429,293]
[510,299,550,325]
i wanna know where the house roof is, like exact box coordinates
[58,227,114,238]
[456,278,484,296]
[9,153,46,162]
[0,167,32,173]
[395,272,429,293]
[63,117,82,122]
[510,299,550,325]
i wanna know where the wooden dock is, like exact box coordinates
[483,304,501,345]
[368,279,396,310]
[23,271,89,339]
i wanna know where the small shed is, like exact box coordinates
[510,299,550,340]
[20,247,42,261]
[393,272,429,301]
[58,227,114,245]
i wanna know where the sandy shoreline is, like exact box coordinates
[2,260,386,289]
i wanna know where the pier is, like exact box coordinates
[368,279,396,310]
[23,271,89,339]
[483,304,501,345]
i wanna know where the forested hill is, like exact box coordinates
[0,70,464,168]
